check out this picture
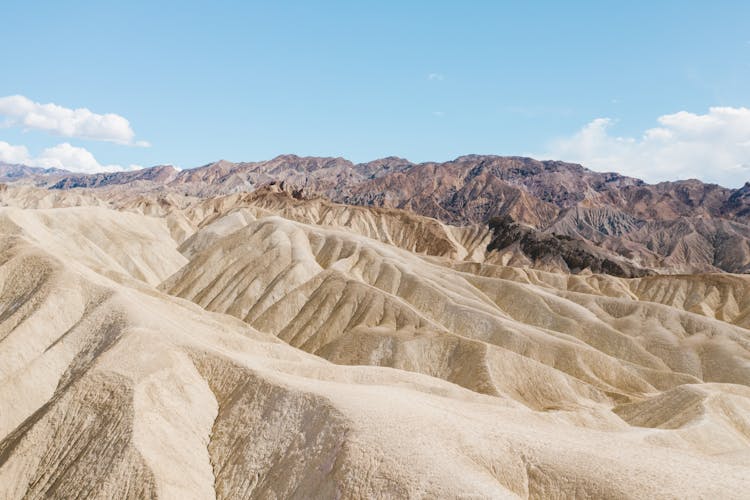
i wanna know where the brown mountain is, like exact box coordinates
[37,154,749,225]
[5,154,750,274]
[0,162,69,183]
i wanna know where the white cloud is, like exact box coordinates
[0,141,31,164]
[0,95,147,146]
[0,140,136,173]
[427,73,444,81]
[33,143,132,173]
[432,111,445,117]
[538,107,750,187]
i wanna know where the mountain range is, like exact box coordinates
[3,155,750,275]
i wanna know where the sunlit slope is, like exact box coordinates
[0,207,186,286]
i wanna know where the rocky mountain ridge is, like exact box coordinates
[4,154,750,274]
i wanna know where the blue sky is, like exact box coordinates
[1,1,750,186]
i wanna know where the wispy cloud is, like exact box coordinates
[0,140,138,173]
[427,73,444,81]
[432,111,445,117]
[0,95,148,146]
[536,106,750,187]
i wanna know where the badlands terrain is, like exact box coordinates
[1,155,750,498]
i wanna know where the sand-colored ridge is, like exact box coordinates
[162,211,750,418]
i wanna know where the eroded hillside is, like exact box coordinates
[1,185,749,498]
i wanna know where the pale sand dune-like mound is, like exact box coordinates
[174,188,493,262]
[1,194,750,498]
[0,207,187,286]
[441,259,750,329]
[613,383,750,461]
[0,184,109,209]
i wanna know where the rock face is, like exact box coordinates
[487,215,652,277]
[1,186,749,498]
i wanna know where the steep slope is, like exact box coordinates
[487,215,651,277]
[631,217,750,273]
[543,210,750,274]
[613,383,750,458]
[724,182,750,219]
[547,206,645,242]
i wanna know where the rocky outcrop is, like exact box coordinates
[488,215,652,277]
